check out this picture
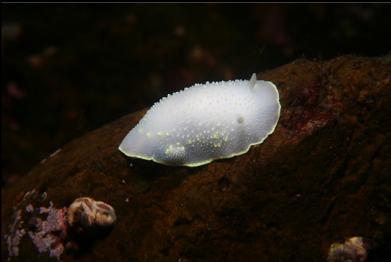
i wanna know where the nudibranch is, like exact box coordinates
[119,73,281,167]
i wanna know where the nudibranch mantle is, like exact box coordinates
[119,73,281,167]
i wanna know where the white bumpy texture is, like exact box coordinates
[119,74,281,167]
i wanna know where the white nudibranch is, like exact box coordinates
[119,73,281,167]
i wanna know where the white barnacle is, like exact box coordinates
[327,236,371,262]
[119,73,281,167]
[67,197,116,228]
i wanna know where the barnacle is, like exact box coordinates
[67,197,116,228]
[327,236,372,262]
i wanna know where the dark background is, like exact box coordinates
[2,3,390,188]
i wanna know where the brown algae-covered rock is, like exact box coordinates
[2,55,391,261]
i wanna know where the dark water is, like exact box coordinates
[2,4,391,187]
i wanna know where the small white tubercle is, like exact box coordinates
[119,73,281,167]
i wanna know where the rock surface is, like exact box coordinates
[2,55,391,261]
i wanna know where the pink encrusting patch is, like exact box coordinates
[4,188,68,261]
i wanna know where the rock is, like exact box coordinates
[2,55,391,261]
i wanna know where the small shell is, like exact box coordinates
[67,197,116,227]
[119,73,281,166]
